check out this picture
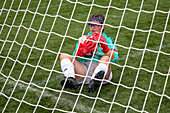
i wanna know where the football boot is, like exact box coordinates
[61,77,79,90]
[87,71,105,93]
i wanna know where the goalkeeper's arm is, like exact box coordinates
[93,31,119,62]
[105,49,118,60]
[74,37,97,57]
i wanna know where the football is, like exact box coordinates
[78,35,99,57]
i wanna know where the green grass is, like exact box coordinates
[0,0,170,113]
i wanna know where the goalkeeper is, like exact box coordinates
[60,14,119,93]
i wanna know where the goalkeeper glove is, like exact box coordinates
[76,37,97,57]
[93,31,110,54]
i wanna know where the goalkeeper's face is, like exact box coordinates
[89,21,105,34]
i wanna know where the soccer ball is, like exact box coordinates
[78,35,99,57]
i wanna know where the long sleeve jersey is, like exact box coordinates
[73,32,119,63]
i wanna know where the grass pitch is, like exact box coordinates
[0,0,170,113]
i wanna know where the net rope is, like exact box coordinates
[0,0,170,112]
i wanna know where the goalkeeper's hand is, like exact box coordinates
[76,37,97,57]
[93,31,110,54]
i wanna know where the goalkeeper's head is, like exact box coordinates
[88,14,105,34]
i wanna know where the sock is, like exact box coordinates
[60,59,75,78]
[92,63,108,79]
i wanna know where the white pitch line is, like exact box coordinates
[0,42,169,112]
[119,43,170,61]
[0,76,104,113]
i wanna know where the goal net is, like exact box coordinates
[0,0,170,112]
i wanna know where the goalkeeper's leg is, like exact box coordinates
[87,56,111,93]
[60,53,86,90]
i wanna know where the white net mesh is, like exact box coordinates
[0,0,170,112]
